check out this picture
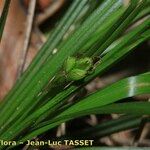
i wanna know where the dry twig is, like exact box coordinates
[17,0,36,78]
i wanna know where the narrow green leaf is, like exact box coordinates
[52,73,150,120]
[87,102,150,115]
[0,1,149,146]
[2,73,149,141]
[20,102,150,143]
[13,26,150,135]
[0,0,122,132]
[37,23,150,125]
[30,26,150,131]
[86,20,150,81]
[93,0,147,55]
[0,0,88,127]
[133,6,150,23]
[81,8,124,55]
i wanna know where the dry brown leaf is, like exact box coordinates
[0,0,42,99]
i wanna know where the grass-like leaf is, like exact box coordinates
[0,0,149,148]
[2,72,148,142]
[0,0,122,132]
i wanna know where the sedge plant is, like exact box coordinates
[0,0,150,149]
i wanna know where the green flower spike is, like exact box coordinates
[64,56,93,81]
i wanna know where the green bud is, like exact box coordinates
[76,57,92,71]
[64,56,76,73]
[64,56,93,81]
[67,69,87,81]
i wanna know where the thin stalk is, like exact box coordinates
[17,0,36,77]
[0,0,11,41]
